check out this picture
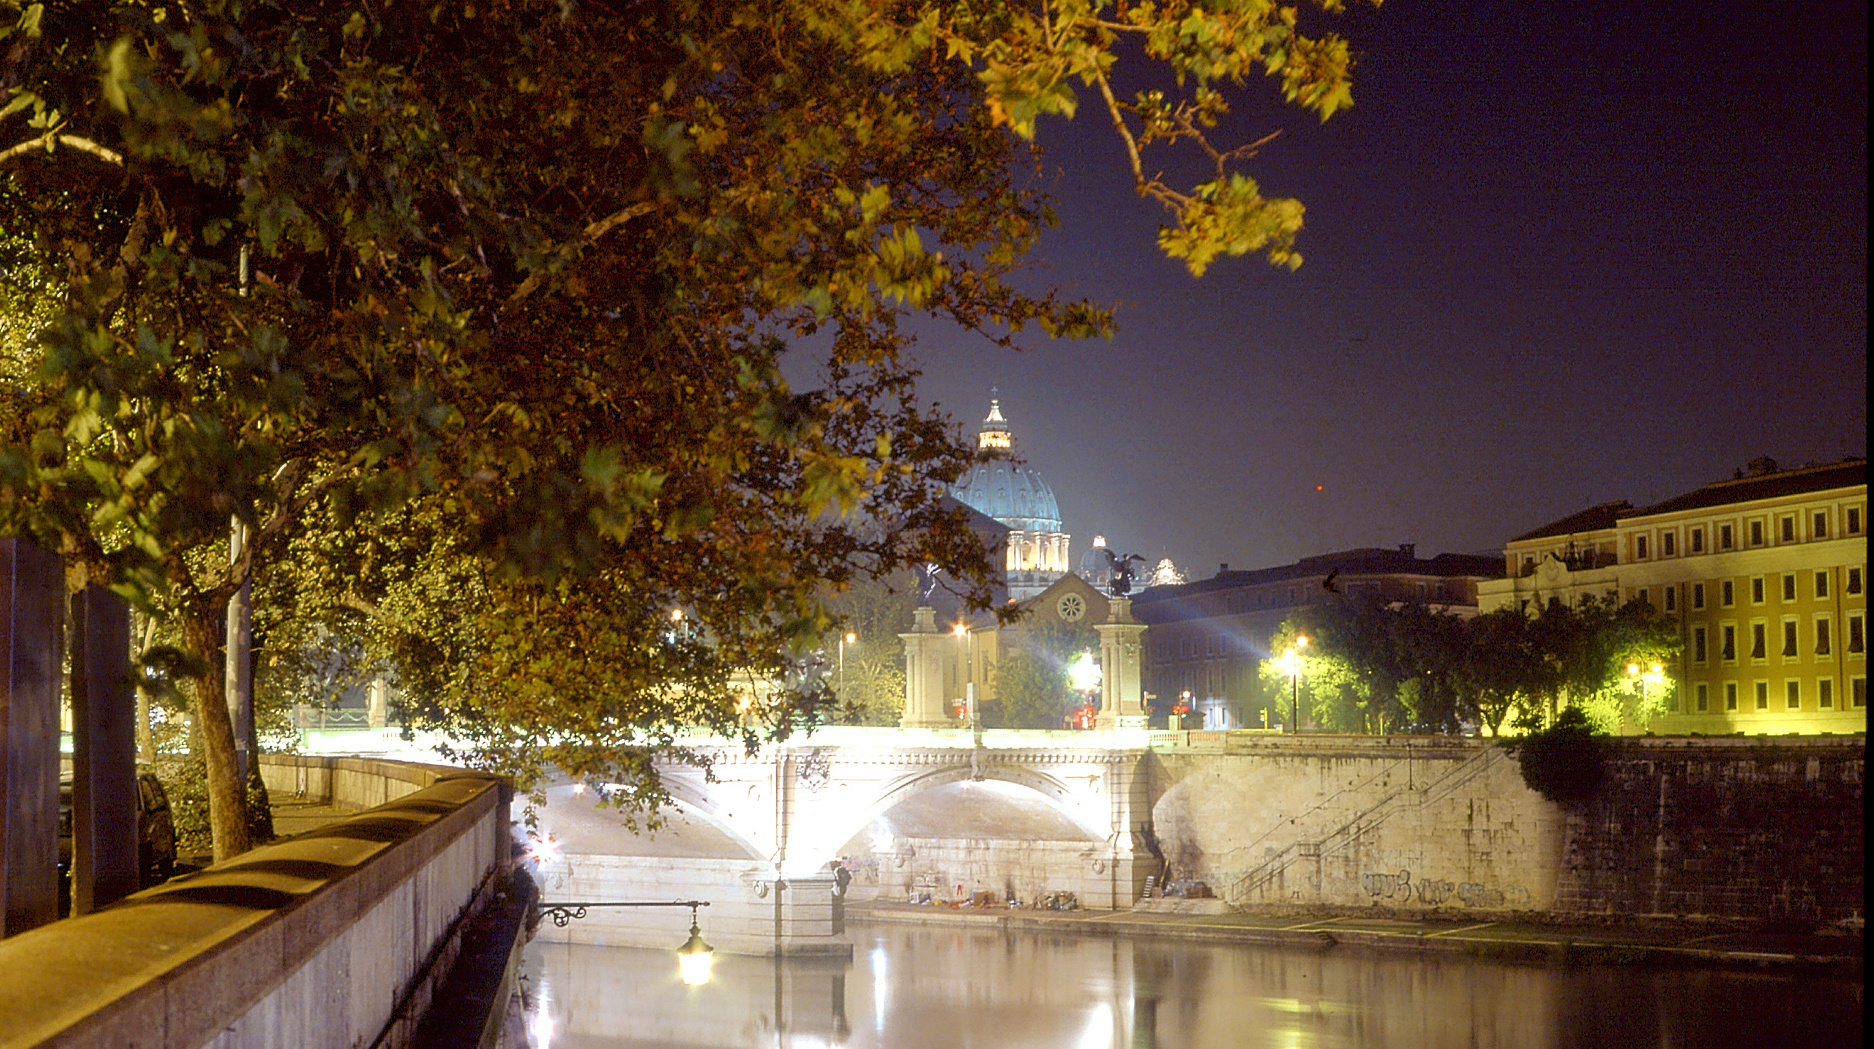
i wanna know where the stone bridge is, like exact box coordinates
[529,727,1161,954]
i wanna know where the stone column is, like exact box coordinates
[898,607,951,728]
[1,538,64,937]
[368,673,390,729]
[1094,598,1147,730]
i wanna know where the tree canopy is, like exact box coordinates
[2,0,1376,855]
[1265,594,1681,736]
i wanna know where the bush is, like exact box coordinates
[155,754,275,857]
[1506,706,1606,803]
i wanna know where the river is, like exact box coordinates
[520,922,1861,1049]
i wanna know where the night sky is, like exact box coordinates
[905,0,1867,580]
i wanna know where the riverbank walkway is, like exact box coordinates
[848,900,1862,975]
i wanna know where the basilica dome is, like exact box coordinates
[949,397,1070,601]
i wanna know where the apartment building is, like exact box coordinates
[1479,458,1867,734]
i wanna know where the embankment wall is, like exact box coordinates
[1149,734,1863,922]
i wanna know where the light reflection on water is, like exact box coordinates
[521,924,1861,1049]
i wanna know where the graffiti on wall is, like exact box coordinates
[1361,868,1529,908]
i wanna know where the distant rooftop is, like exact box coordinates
[1507,458,1867,544]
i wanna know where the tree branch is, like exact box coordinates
[503,202,655,308]
[0,131,125,166]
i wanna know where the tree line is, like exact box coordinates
[1264,594,1682,736]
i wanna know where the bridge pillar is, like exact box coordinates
[1094,598,1147,731]
[899,607,952,729]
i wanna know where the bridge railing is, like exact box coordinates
[0,757,513,1049]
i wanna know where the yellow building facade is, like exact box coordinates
[1479,459,1867,735]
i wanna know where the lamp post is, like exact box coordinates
[952,623,974,725]
[839,631,855,694]
[1281,635,1309,733]
[1627,660,1664,711]
[1069,650,1101,728]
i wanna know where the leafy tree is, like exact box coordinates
[1515,595,1680,733]
[988,615,1096,729]
[820,570,921,725]
[2,0,1375,852]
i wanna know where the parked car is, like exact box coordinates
[57,769,178,895]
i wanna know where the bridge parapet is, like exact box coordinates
[0,757,513,1049]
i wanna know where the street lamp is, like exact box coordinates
[1069,649,1101,727]
[1280,636,1309,733]
[952,623,975,724]
[535,897,715,985]
[839,631,855,694]
[1627,660,1664,710]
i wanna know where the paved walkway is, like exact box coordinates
[848,900,1862,974]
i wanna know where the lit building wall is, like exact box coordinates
[1480,459,1867,735]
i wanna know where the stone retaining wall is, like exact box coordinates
[0,763,512,1049]
[1555,736,1864,921]
[1150,734,1864,922]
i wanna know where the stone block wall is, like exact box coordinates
[1150,734,1864,922]
[1151,737,1563,914]
[1554,736,1864,922]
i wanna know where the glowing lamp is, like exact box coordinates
[1069,651,1101,693]
[678,918,714,985]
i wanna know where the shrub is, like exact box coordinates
[1506,706,1607,803]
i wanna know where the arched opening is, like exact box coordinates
[830,778,1107,907]
[534,782,765,861]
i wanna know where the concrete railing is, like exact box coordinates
[0,758,513,1049]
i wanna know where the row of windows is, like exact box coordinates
[1629,504,1864,562]
[1691,613,1865,665]
[1671,566,1866,611]
[1688,676,1867,712]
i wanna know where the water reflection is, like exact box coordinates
[521,924,1860,1049]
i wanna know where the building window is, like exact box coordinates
[1815,616,1832,657]
[1692,627,1708,665]
[1850,677,1864,709]
[1782,574,1797,602]
[1782,619,1799,659]
[1725,682,1738,711]
[1630,535,1646,560]
[1721,624,1737,662]
[1750,622,1767,661]
[1721,580,1735,608]
[1664,586,1676,612]
[1754,680,1769,710]
[1786,679,1802,710]
[1850,567,1863,595]
[1813,511,1829,539]
[1719,524,1734,550]
[1751,577,1765,605]
[1849,507,1863,535]
[1662,532,1676,557]
[1815,571,1830,599]
[1822,678,1837,709]
[1692,583,1706,609]
[1695,683,1709,712]
[1750,520,1765,547]
[1780,516,1796,542]
[1850,614,1864,655]
[1691,527,1706,553]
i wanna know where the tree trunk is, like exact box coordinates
[182,610,251,860]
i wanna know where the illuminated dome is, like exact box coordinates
[949,395,1071,601]
[951,401,1064,532]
